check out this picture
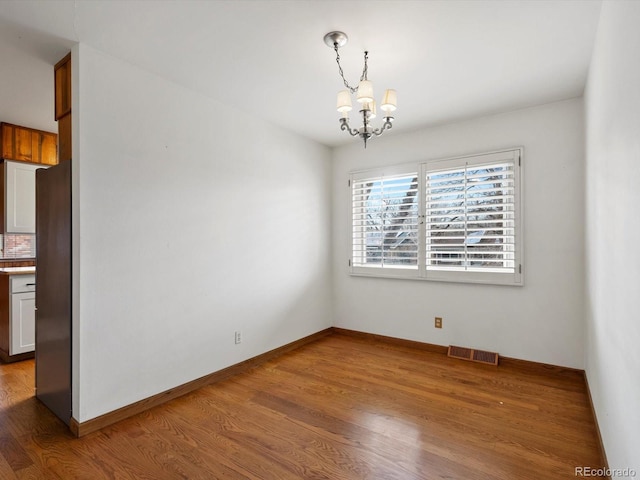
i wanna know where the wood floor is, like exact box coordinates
[0,332,606,479]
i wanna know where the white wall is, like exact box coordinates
[584,1,640,471]
[332,99,585,368]
[73,44,333,422]
[0,36,56,134]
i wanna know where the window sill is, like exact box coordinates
[349,269,523,287]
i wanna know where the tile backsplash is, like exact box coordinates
[0,234,36,259]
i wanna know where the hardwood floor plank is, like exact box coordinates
[0,452,19,480]
[14,464,51,480]
[0,434,33,471]
[0,333,606,479]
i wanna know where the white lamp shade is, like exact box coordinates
[381,89,397,112]
[336,90,352,112]
[356,80,374,104]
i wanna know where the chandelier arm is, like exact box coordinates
[372,119,394,137]
[339,118,360,136]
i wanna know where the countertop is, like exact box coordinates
[0,267,36,275]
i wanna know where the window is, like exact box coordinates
[352,165,419,276]
[350,148,522,285]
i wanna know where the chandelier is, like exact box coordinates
[324,31,396,148]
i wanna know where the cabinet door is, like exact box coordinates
[1,124,33,162]
[1,123,15,159]
[55,54,72,120]
[54,53,72,162]
[10,291,36,355]
[5,161,41,233]
[57,114,71,163]
[32,131,58,165]
[13,128,33,162]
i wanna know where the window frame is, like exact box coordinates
[349,147,523,286]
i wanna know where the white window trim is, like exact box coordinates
[349,147,524,286]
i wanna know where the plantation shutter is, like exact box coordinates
[425,151,518,275]
[349,148,522,285]
[352,170,420,270]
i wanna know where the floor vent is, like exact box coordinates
[448,345,499,366]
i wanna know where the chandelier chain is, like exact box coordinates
[334,43,368,94]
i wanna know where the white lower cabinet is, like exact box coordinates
[10,274,36,355]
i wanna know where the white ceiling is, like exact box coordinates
[0,0,602,147]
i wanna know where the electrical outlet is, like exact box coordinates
[435,317,443,329]
[235,331,242,344]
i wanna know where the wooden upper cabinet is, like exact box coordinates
[55,53,72,120]
[34,131,58,166]
[54,53,71,162]
[1,123,58,165]
[1,124,31,161]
